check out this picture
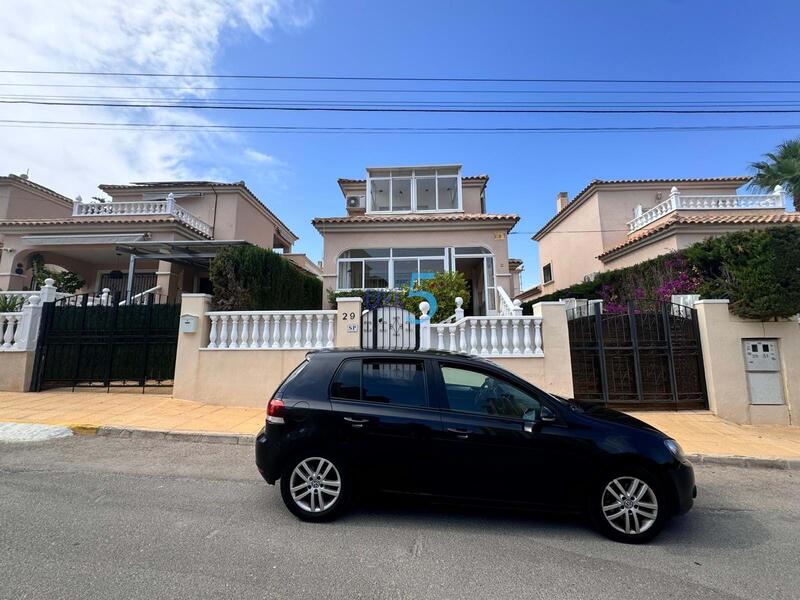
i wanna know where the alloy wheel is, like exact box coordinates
[289,457,342,513]
[601,476,659,535]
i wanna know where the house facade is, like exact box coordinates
[526,176,799,299]
[312,165,523,316]
[0,174,316,299]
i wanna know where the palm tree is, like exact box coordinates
[750,139,800,210]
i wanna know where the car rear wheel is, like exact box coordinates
[591,469,668,543]
[280,453,351,522]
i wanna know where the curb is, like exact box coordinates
[94,425,256,445]
[70,425,799,469]
[686,453,800,470]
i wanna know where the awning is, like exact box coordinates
[23,233,148,245]
[114,239,251,268]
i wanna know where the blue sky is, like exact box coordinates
[4,0,800,289]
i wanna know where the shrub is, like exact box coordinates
[326,271,471,323]
[210,245,322,310]
[0,295,25,312]
[684,226,800,320]
[30,254,86,294]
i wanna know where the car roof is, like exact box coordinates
[307,348,495,365]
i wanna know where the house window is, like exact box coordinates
[367,167,462,213]
[336,247,448,290]
[542,263,553,284]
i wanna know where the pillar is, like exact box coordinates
[335,296,363,348]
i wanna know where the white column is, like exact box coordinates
[14,295,43,351]
[522,319,532,354]
[218,316,229,349]
[305,315,313,348]
[293,315,302,348]
[418,301,431,351]
[500,320,509,354]
[437,325,445,351]
[449,325,457,352]
[469,321,478,355]
[229,315,240,349]
[208,315,219,349]
[480,321,488,355]
[314,315,324,349]
[282,315,292,348]
[250,315,260,349]
[261,315,272,348]
[533,317,544,357]
[240,315,250,350]
[459,322,467,352]
[2,315,18,349]
[511,319,520,355]
[272,315,282,348]
[490,319,499,355]
[325,314,335,348]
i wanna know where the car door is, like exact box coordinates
[430,361,585,508]
[329,357,443,494]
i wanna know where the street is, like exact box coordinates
[1,436,798,600]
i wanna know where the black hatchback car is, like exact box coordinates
[256,349,695,543]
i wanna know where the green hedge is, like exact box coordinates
[522,226,800,321]
[210,246,322,311]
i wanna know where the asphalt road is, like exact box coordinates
[1,436,798,600]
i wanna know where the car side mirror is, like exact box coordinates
[540,405,557,423]
[522,405,556,433]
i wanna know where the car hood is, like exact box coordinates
[579,405,664,435]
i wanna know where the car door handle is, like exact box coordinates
[447,427,471,439]
[343,417,369,428]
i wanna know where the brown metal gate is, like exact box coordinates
[567,301,707,410]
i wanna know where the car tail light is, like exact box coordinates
[267,398,285,424]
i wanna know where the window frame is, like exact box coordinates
[335,248,448,291]
[433,360,556,423]
[366,167,463,214]
[542,262,553,285]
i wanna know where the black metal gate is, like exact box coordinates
[567,301,707,410]
[361,305,420,350]
[31,292,180,391]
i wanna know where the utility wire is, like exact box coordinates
[2,82,800,95]
[7,98,800,114]
[3,119,800,134]
[3,69,800,84]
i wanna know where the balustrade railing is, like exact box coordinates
[497,286,523,317]
[0,294,43,352]
[206,310,336,350]
[73,198,214,237]
[627,185,786,233]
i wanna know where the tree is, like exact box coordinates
[750,138,800,210]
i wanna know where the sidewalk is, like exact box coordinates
[1,391,799,461]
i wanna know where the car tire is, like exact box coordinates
[280,452,351,522]
[590,467,668,544]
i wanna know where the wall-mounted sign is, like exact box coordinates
[347,323,359,333]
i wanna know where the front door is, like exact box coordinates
[430,361,585,508]
[329,357,442,493]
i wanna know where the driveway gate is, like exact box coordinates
[567,301,707,410]
[31,292,181,391]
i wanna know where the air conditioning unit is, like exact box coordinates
[346,195,365,209]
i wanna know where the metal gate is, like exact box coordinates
[567,301,707,410]
[361,305,420,350]
[31,292,181,391]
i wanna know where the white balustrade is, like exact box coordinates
[73,199,213,237]
[421,307,544,358]
[205,310,336,350]
[627,185,786,233]
[0,294,44,352]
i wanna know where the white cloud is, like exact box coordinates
[0,0,313,199]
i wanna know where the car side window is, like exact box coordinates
[439,364,540,419]
[361,359,427,407]
[330,359,361,401]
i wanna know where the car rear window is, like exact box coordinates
[330,358,428,408]
[275,360,309,397]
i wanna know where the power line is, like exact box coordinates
[3,69,800,84]
[2,118,800,134]
[7,98,800,114]
[2,82,800,95]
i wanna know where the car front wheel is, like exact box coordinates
[591,470,668,543]
[280,453,351,522]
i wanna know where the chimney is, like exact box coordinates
[556,191,569,212]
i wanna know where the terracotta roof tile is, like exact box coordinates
[598,212,800,259]
[0,174,73,205]
[532,176,751,240]
[312,213,518,226]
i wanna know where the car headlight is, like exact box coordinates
[664,439,685,460]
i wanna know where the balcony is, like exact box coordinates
[72,196,213,237]
[627,185,786,233]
